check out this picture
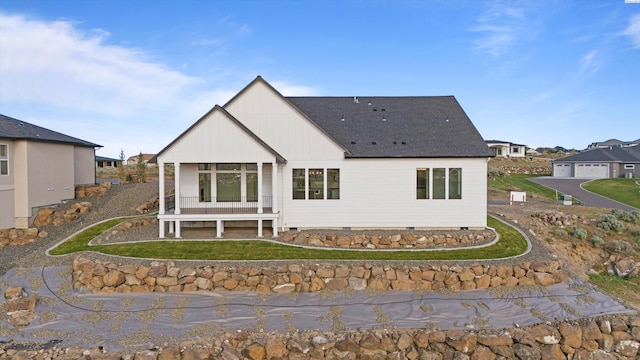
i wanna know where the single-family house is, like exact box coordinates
[586,138,640,150]
[155,76,494,238]
[0,114,101,229]
[96,155,121,168]
[127,154,156,165]
[552,145,640,179]
[485,140,526,158]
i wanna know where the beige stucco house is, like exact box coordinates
[0,114,101,229]
[155,76,493,238]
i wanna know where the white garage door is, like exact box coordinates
[575,163,609,178]
[553,163,572,177]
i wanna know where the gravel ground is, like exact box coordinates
[0,182,159,276]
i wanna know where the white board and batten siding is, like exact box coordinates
[224,80,346,162]
[280,158,488,230]
[157,109,278,165]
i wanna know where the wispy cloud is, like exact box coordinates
[622,13,640,49]
[469,2,540,57]
[579,50,602,77]
[0,12,312,157]
[0,12,199,117]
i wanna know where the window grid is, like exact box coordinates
[293,168,340,200]
[0,144,7,176]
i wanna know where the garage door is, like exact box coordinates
[575,163,609,178]
[553,163,572,177]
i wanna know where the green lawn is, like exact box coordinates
[489,174,558,201]
[49,216,528,261]
[582,178,640,209]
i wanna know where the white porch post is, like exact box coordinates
[159,220,165,238]
[272,162,278,237]
[258,219,263,238]
[174,163,181,238]
[159,163,165,215]
[216,219,222,238]
[257,162,263,214]
[271,162,278,213]
[174,164,181,215]
[159,162,165,238]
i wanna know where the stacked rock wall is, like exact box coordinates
[72,257,568,294]
[280,230,495,249]
[2,316,639,359]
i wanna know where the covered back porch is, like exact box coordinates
[158,161,281,238]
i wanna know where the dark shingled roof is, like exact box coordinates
[0,114,100,148]
[286,96,493,158]
[553,145,640,163]
[96,155,120,162]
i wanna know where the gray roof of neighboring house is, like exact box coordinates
[553,145,640,163]
[287,96,493,158]
[96,156,120,162]
[485,140,526,147]
[0,114,100,148]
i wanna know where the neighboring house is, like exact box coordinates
[96,155,121,168]
[155,76,493,238]
[586,138,640,150]
[525,148,540,156]
[485,140,527,158]
[0,114,101,229]
[127,154,156,165]
[552,145,640,179]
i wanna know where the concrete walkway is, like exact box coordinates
[529,177,637,211]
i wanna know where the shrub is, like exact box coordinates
[573,228,587,240]
[597,214,624,233]
[551,228,568,238]
[135,152,148,183]
[591,236,604,248]
[611,209,640,223]
[488,168,506,179]
[605,240,632,253]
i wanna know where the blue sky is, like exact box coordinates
[1,0,639,158]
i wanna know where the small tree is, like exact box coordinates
[117,149,127,183]
[135,152,148,183]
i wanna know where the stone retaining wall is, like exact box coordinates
[279,229,495,249]
[2,316,639,359]
[72,257,568,294]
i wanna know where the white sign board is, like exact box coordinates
[510,191,527,205]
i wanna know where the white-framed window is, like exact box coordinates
[449,168,462,199]
[416,168,429,199]
[624,164,635,170]
[292,168,340,200]
[417,168,462,200]
[0,144,7,176]
[198,163,212,202]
